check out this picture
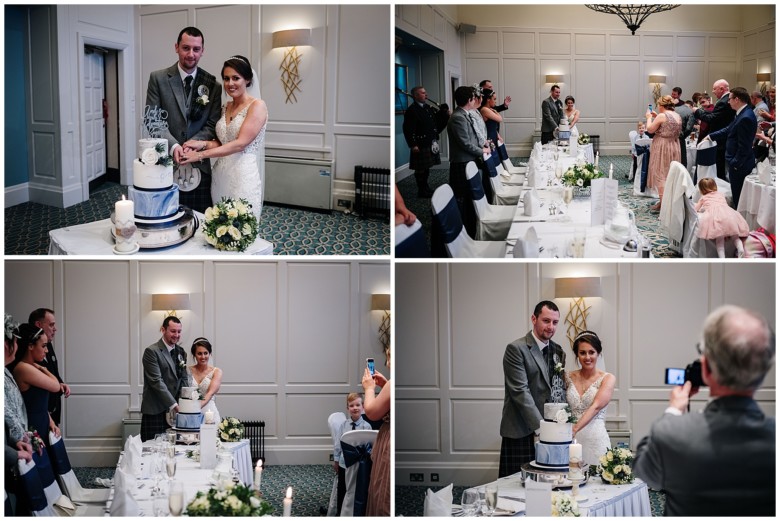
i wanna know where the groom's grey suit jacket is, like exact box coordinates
[500,331,566,440]
[141,339,188,415]
[541,95,562,133]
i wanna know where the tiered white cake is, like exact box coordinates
[557,117,571,141]
[176,387,203,430]
[129,138,180,221]
[535,403,573,468]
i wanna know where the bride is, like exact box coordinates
[180,55,267,219]
[187,338,222,425]
[563,95,581,140]
[565,331,615,466]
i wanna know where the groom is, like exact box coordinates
[140,316,189,441]
[146,26,222,213]
[499,300,566,477]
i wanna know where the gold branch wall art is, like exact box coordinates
[272,29,311,104]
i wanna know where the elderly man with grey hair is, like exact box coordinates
[634,305,775,516]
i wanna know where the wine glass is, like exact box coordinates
[485,484,498,516]
[461,489,479,517]
[169,481,184,517]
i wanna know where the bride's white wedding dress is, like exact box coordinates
[212,101,266,219]
[188,366,221,426]
[566,372,612,466]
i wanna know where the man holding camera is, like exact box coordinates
[633,305,775,516]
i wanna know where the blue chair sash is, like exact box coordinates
[635,144,650,192]
[466,167,485,201]
[497,143,510,161]
[48,436,72,475]
[696,145,717,166]
[341,442,373,517]
[483,154,499,178]
[435,197,464,244]
[19,462,48,513]
[32,450,56,491]
[396,226,430,258]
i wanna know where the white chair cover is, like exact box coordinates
[696,139,718,181]
[660,161,694,252]
[339,430,378,517]
[466,162,515,241]
[498,140,527,175]
[633,138,658,197]
[484,153,524,205]
[49,432,111,504]
[326,412,347,516]
[431,184,506,258]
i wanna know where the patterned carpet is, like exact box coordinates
[397,155,682,258]
[395,483,666,516]
[4,183,390,255]
[73,464,334,516]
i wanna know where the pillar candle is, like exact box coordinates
[609,163,614,179]
[115,195,134,224]
[569,441,582,461]
[253,459,263,490]
[594,152,599,169]
[204,411,214,424]
[283,487,293,517]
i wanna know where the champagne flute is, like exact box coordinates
[169,481,184,516]
[485,484,498,516]
[166,455,177,481]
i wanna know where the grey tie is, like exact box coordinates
[184,76,193,104]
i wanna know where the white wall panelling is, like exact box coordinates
[4,260,389,467]
[395,262,775,487]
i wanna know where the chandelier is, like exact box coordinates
[586,5,680,35]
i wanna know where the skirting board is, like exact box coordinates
[5,182,29,208]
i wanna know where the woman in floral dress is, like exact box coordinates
[645,95,682,212]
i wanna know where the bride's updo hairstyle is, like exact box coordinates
[572,330,603,355]
[565,96,575,105]
[222,55,253,87]
[191,337,213,356]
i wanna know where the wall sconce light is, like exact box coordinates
[152,293,191,318]
[272,28,311,104]
[545,74,564,85]
[648,75,666,103]
[555,277,602,347]
[756,72,772,97]
[370,293,391,352]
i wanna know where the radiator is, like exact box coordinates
[265,156,333,210]
[354,166,390,219]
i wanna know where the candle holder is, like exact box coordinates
[114,220,139,254]
[568,457,588,502]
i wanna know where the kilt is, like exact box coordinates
[178,170,213,214]
[141,412,169,442]
[498,435,535,478]
[409,146,441,172]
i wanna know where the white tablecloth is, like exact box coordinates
[48,212,274,255]
[736,175,775,234]
[471,474,652,517]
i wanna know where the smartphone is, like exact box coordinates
[366,358,375,375]
[664,367,685,385]
[647,104,653,112]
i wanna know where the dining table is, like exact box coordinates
[736,173,775,233]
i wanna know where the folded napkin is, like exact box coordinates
[757,159,773,185]
[423,483,453,517]
[513,227,539,258]
[120,435,142,476]
[523,190,541,216]
[109,487,139,517]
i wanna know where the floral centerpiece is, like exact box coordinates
[551,491,580,517]
[597,446,635,485]
[562,163,604,188]
[577,133,590,145]
[202,198,259,252]
[186,481,273,516]
[218,417,245,442]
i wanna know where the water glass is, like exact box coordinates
[485,484,498,516]
[460,489,479,516]
[153,493,169,517]
[168,481,184,516]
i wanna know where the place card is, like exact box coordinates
[590,178,619,226]
[200,424,217,469]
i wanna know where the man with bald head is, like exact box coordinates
[634,305,775,516]
[694,79,736,179]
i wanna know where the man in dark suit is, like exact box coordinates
[541,85,562,145]
[447,86,490,238]
[694,79,736,180]
[28,308,70,426]
[634,305,775,516]
[146,27,222,213]
[706,87,757,209]
[140,316,189,441]
[402,86,450,198]
[499,301,566,478]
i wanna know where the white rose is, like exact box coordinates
[227,208,238,219]
[242,223,252,235]
[235,201,248,215]
[216,225,229,237]
[205,234,217,246]
[249,496,261,508]
[599,455,608,466]
[576,178,584,187]
[555,409,569,424]
[204,207,214,221]
[141,148,159,165]
[228,226,241,240]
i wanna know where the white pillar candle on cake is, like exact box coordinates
[200,423,217,469]
[114,195,137,252]
[283,487,293,517]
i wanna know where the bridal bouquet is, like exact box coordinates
[551,491,580,517]
[597,446,635,485]
[202,198,259,252]
[577,133,590,145]
[562,163,604,188]
[218,417,245,442]
[186,481,273,516]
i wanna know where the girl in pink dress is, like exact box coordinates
[695,178,749,257]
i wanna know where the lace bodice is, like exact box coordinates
[216,102,265,154]
[655,110,682,139]
[565,372,607,422]
[189,367,217,400]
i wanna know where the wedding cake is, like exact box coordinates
[175,387,203,430]
[557,117,571,141]
[129,138,179,221]
[534,403,573,469]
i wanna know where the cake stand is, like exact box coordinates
[111,206,198,249]
[520,462,590,489]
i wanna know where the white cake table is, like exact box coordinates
[48,212,274,255]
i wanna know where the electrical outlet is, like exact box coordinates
[329,454,334,461]
[431,473,439,482]
[410,473,424,482]
[337,199,352,209]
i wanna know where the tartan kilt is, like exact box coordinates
[498,435,535,478]
[177,169,213,214]
[141,412,169,442]
[409,146,441,171]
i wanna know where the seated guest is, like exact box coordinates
[395,186,416,226]
[13,323,61,447]
[634,305,775,516]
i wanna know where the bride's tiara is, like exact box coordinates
[573,330,598,341]
[228,55,249,64]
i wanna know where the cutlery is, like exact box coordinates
[499,495,526,502]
